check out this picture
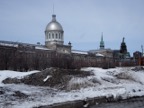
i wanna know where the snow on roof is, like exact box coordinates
[96,53,104,57]
[35,46,52,51]
[0,40,53,51]
[72,50,88,55]
[89,48,112,53]
[0,42,18,47]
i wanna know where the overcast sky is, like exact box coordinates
[0,0,144,55]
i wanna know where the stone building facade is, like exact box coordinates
[0,39,113,70]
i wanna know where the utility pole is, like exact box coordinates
[141,45,143,66]
[141,45,143,57]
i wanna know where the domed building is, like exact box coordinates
[45,14,64,45]
[45,14,71,54]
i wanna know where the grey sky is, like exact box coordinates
[0,0,144,55]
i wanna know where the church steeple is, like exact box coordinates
[100,32,105,49]
[120,37,127,53]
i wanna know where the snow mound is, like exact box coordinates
[2,68,93,90]
[0,70,39,86]
[116,71,144,84]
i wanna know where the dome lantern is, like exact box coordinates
[52,14,56,21]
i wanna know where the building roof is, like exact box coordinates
[45,14,63,31]
[89,48,112,53]
[72,50,88,55]
[0,40,52,51]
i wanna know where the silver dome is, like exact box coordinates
[45,15,63,31]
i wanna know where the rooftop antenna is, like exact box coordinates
[101,32,103,40]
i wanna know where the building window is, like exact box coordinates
[59,33,61,39]
[49,33,51,39]
[52,33,54,38]
[56,33,58,39]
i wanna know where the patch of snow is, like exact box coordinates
[43,75,51,82]
[96,53,104,57]
[83,103,89,107]
[67,77,94,90]
[0,43,18,47]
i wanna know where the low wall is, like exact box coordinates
[37,96,117,108]
[37,96,144,108]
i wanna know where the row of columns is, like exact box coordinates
[45,31,63,41]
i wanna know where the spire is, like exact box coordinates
[52,3,56,21]
[101,32,103,41]
[100,32,105,49]
[122,37,125,43]
[53,4,55,14]
[120,37,127,53]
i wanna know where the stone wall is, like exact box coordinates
[0,44,122,71]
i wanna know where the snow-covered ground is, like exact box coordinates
[0,67,144,108]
